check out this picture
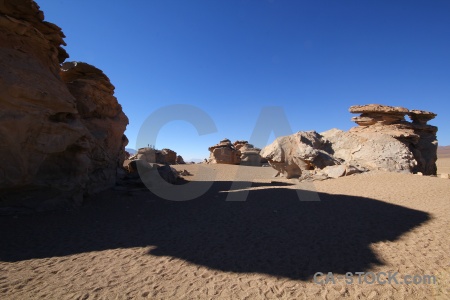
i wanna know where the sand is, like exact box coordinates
[1,160,449,299]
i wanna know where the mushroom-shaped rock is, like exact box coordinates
[408,110,437,125]
[349,104,409,126]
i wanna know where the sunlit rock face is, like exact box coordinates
[208,139,242,165]
[0,0,128,212]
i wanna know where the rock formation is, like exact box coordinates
[239,143,263,166]
[261,104,438,179]
[129,147,183,165]
[60,62,129,194]
[208,139,241,165]
[156,148,177,165]
[0,0,128,212]
[176,155,186,164]
[207,139,264,165]
[348,104,438,175]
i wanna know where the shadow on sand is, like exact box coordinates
[0,181,430,280]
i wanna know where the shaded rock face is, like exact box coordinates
[261,104,438,179]
[0,0,128,212]
[176,155,185,164]
[156,148,177,165]
[60,62,129,194]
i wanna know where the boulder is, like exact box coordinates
[260,131,339,178]
[157,164,179,184]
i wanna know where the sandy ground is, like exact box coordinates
[1,160,449,299]
[437,157,450,175]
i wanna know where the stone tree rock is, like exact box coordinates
[208,139,241,165]
[261,104,438,179]
[0,0,128,212]
[348,104,437,175]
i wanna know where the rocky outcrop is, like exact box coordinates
[0,0,128,212]
[156,148,177,165]
[233,140,249,151]
[349,104,409,125]
[208,139,241,165]
[348,104,438,175]
[60,62,129,194]
[130,147,181,165]
[176,155,185,164]
[261,104,438,179]
[239,144,262,166]
[208,139,264,165]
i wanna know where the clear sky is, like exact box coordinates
[38,0,449,161]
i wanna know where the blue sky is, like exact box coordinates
[38,0,449,160]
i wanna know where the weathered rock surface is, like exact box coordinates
[156,148,177,165]
[261,104,438,179]
[130,147,181,165]
[260,131,339,179]
[208,139,264,166]
[60,62,129,194]
[349,104,438,175]
[208,139,241,165]
[349,104,409,126]
[0,0,128,212]
[239,143,262,166]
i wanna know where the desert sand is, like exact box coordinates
[1,160,449,299]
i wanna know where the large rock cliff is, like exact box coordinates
[0,0,128,212]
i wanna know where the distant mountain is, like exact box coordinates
[186,158,204,164]
[437,146,450,158]
[125,148,137,155]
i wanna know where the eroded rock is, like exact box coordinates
[208,139,241,165]
[261,104,438,179]
[0,0,128,212]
